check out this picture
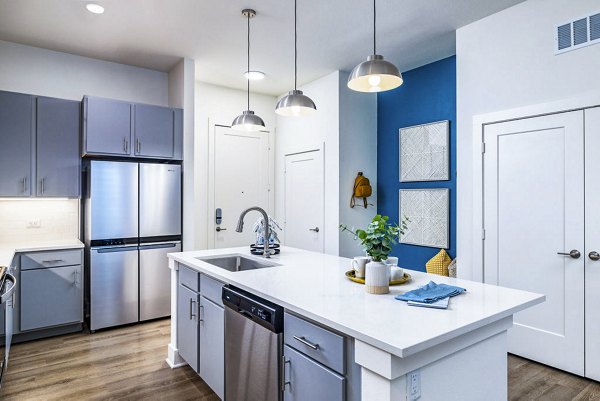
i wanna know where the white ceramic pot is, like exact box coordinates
[365,261,390,294]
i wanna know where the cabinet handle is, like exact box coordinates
[189,298,196,321]
[280,356,291,391]
[22,177,27,194]
[42,259,65,264]
[137,139,142,154]
[123,137,127,152]
[73,270,78,286]
[41,177,45,195]
[198,304,204,322]
[293,335,320,350]
[590,251,600,261]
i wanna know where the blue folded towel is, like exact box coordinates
[395,281,466,304]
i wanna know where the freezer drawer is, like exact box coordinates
[90,161,139,240]
[90,246,139,330]
[139,242,181,321]
[139,163,181,238]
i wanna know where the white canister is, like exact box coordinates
[365,261,390,294]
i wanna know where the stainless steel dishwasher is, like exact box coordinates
[222,285,284,401]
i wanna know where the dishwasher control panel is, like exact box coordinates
[222,285,283,333]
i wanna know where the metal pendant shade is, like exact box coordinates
[275,0,317,116]
[347,0,403,93]
[232,9,265,132]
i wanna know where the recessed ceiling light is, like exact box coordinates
[86,3,105,14]
[244,70,265,81]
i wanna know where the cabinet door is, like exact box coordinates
[134,104,174,158]
[199,297,224,399]
[177,284,199,373]
[84,96,131,156]
[173,108,183,160]
[0,91,33,197]
[20,265,83,331]
[284,345,345,401]
[36,97,81,197]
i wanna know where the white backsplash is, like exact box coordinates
[0,199,79,243]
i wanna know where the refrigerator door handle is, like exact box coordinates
[139,243,179,250]
[94,246,139,254]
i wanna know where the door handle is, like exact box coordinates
[309,227,320,233]
[589,251,600,261]
[280,356,291,392]
[216,227,227,232]
[189,298,196,321]
[557,250,581,259]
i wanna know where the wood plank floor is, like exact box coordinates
[1,319,218,401]
[2,320,599,400]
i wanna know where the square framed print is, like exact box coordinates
[399,188,449,249]
[399,120,449,182]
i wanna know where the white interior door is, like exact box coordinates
[284,149,324,252]
[483,111,585,375]
[211,126,270,248]
[585,107,600,380]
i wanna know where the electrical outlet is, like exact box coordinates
[27,219,42,228]
[407,370,421,400]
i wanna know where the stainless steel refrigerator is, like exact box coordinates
[84,161,181,331]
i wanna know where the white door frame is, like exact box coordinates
[282,142,325,247]
[207,123,274,249]
[470,93,600,282]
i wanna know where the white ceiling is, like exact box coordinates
[0,0,525,96]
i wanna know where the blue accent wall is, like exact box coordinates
[377,56,456,271]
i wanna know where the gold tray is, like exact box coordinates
[345,270,411,286]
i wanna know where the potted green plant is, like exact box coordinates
[340,215,408,294]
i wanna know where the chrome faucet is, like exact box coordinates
[236,207,271,258]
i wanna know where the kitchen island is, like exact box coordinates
[167,246,543,401]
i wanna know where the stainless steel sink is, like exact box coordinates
[196,254,281,272]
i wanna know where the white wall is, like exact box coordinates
[338,72,378,257]
[0,199,79,243]
[456,0,600,279]
[194,81,277,250]
[275,71,341,255]
[169,58,196,251]
[0,40,168,105]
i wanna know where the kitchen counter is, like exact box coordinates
[168,246,544,401]
[0,239,84,267]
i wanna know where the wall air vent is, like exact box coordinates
[556,12,600,54]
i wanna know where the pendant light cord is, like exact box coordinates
[247,11,250,110]
[373,0,376,55]
[294,0,298,90]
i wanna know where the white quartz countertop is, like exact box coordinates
[0,239,84,267]
[169,246,544,358]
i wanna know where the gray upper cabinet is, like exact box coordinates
[36,97,81,197]
[83,96,132,156]
[134,104,174,158]
[0,91,33,197]
[83,96,183,160]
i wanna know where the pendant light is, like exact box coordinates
[232,9,266,131]
[347,0,403,93]
[275,0,316,117]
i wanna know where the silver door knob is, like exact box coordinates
[216,227,227,232]
[309,227,320,233]
[589,251,600,261]
[557,250,581,259]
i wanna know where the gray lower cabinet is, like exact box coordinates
[177,268,225,398]
[83,96,132,156]
[0,91,33,197]
[284,345,345,401]
[177,283,200,373]
[134,103,174,158]
[36,97,81,197]
[199,296,224,400]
